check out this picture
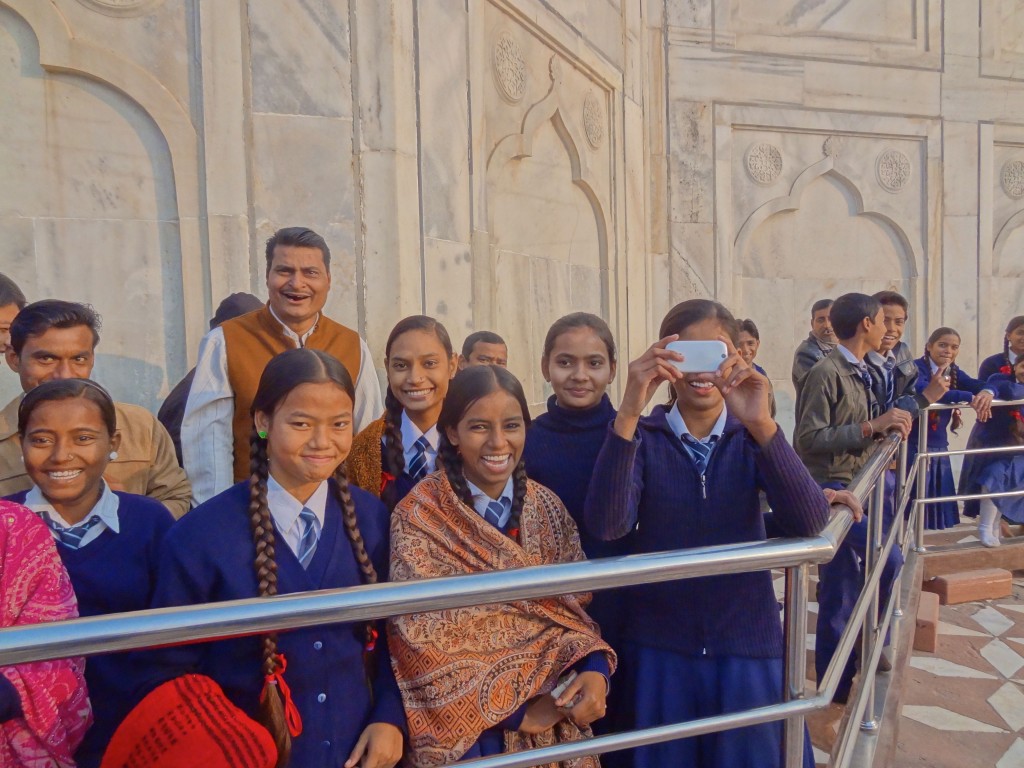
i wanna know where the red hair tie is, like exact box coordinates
[365,626,379,653]
[508,527,520,541]
[929,411,939,432]
[1001,365,1013,375]
[380,472,396,495]
[1013,410,1024,424]
[259,653,303,737]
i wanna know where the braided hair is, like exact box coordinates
[248,348,369,765]
[381,316,455,509]
[1004,316,1024,371]
[437,366,532,537]
[925,327,963,433]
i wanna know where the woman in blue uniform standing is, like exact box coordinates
[8,378,174,768]
[148,349,404,768]
[584,299,830,768]
[908,328,992,530]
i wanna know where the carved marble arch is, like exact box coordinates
[993,209,1024,276]
[0,0,205,352]
[484,56,610,271]
[734,155,921,281]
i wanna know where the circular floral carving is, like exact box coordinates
[876,149,912,193]
[492,32,526,103]
[583,93,604,149]
[745,143,783,185]
[823,136,844,158]
[76,0,164,16]
[1001,160,1024,199]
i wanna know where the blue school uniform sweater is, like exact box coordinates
[980,352,1010,381]
[583,407,829,658]
[4,490,174,768]
[522,395,628,560]
[147,481,405,768]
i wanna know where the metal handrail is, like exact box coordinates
[0,435,904,768]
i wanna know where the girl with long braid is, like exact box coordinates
[388,365,614,768]
[348,316,457,508]
[978,315,1024,380]
[907,328,992,531]
[147,349,404,768]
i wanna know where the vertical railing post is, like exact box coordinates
[894,440,908,618]
[783,564,809,768]
[914,406,929,553]
[860,476,886,731]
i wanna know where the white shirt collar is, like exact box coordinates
[837,344,866,368]
[266,474,329,539]
[25,480,120,538]
[465,476,514,527]
[400,411,439,463]
[866,350,896,368]
[665,402,727,444]
[267,303,320,347]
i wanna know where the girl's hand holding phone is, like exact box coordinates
[554,670,608,729]
[710,335,777,445]
[614,335,684,440]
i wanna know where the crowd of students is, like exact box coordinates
[0,225,1020,768]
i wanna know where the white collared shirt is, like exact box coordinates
[380,411,440,476]
[266,475,329,560]
[466,476,514,528]
[181,307,383,505]
[866,349,897,383]
[665,402,728,445]
[25,480,120,548]
[836,344,865,368]
[267,304,320,347]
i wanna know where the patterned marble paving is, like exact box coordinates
[893,535,1024,768]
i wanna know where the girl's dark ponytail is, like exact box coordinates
[332,464,379,655]
[437,435,475,510]
[248,428,292,768]
[381,388,406,510]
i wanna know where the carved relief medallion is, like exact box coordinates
[822,136,844,158]
[583,93,604,149]
[1001,160,1024,199]
[76,0,164,16]
[876,149,912,193]
[492,32,527,103]
[745,143,783,185]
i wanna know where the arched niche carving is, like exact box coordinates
[0,0,205,355]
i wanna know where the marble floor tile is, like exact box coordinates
[910,656,997,679]
[903,705,1007,733]
[806,634,816,651]
[982,640,1024,679]
[1000,604,1024,615]
[812,746,829,765]
[988,682,1024,732]
[974,606,1017,637]
[958,535,981,543]
[808,601,819,614]
[938,620,987,637]
[997,738,1024,768]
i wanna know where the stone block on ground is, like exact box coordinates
[921,568,1012,605]
[914,591,940,652]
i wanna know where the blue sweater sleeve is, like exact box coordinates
[754,430,830,537]
[0,676,22,722]
[584,423,644,541]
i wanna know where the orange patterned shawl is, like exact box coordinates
[388,472,615,768]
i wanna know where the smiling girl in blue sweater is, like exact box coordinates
[584,299,830,768]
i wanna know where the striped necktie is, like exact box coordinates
[407,435,431,481]
[44,513,103,550]
[483,499,506,528]
[856,365,881,418]
[883,357,896,410]
[296,507,321,569]
[682,434,717,474]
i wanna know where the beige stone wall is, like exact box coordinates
[2,1,1023,428]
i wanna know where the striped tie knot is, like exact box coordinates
[407,435,431,481]
[483,499,506,528]
[683,434,717,474]
[883,358,896,409]
[296,507,321,569]
[46,513,103,550]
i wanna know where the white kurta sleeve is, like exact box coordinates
[181,327,235,505]
[353,338,383,433]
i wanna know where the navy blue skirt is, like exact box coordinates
[919,455,960,530]
[625,643,813,768]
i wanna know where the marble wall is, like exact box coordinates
[1,1,1023,424]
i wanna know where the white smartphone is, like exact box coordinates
[666,340,729,373]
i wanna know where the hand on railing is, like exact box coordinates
[823,487,864,523]
[869,407,912,440]
[971,390,994,422]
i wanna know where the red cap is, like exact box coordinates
[101,674,277,768]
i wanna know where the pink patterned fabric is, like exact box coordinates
[0,500,91,767]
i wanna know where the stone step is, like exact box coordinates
[913,591,940,652]
[921,534,1024,580]
[921,568,1012,605]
